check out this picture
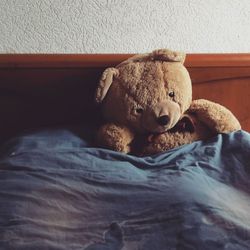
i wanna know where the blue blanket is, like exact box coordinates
[0,128,250,250]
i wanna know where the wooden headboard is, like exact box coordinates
[0,54,250,141]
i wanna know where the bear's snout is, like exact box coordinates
[157,115,170,126]
[141,100,181,133]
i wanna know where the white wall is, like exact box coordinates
[0,0,249,53]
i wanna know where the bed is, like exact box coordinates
[0,54,250,249]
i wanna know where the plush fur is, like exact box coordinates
[95,49,241,155]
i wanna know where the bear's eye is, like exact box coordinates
[136,108,144,114]
[168,91,175,98]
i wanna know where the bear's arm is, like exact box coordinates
[96,123,135,153]
[189,99,241,133]
[140,132,197,156]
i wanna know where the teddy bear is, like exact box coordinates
[95,49,241,156]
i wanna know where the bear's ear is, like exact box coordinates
[95,68,119,103]
[117,49,186,67]
[150,49,186,64]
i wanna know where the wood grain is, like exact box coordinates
[1,54,250,68]
[0,54,250,141]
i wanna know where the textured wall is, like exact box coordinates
[0,0,249,53]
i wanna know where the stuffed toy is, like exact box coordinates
[95,49,241,156]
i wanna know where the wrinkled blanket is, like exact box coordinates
[0,128,250,250]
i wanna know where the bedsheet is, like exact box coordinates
[0,128,250,250]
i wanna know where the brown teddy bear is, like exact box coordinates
[95,49,241,155]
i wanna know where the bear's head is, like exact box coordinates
[95,49,192,134]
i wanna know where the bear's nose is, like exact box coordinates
[157,115,170,126]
